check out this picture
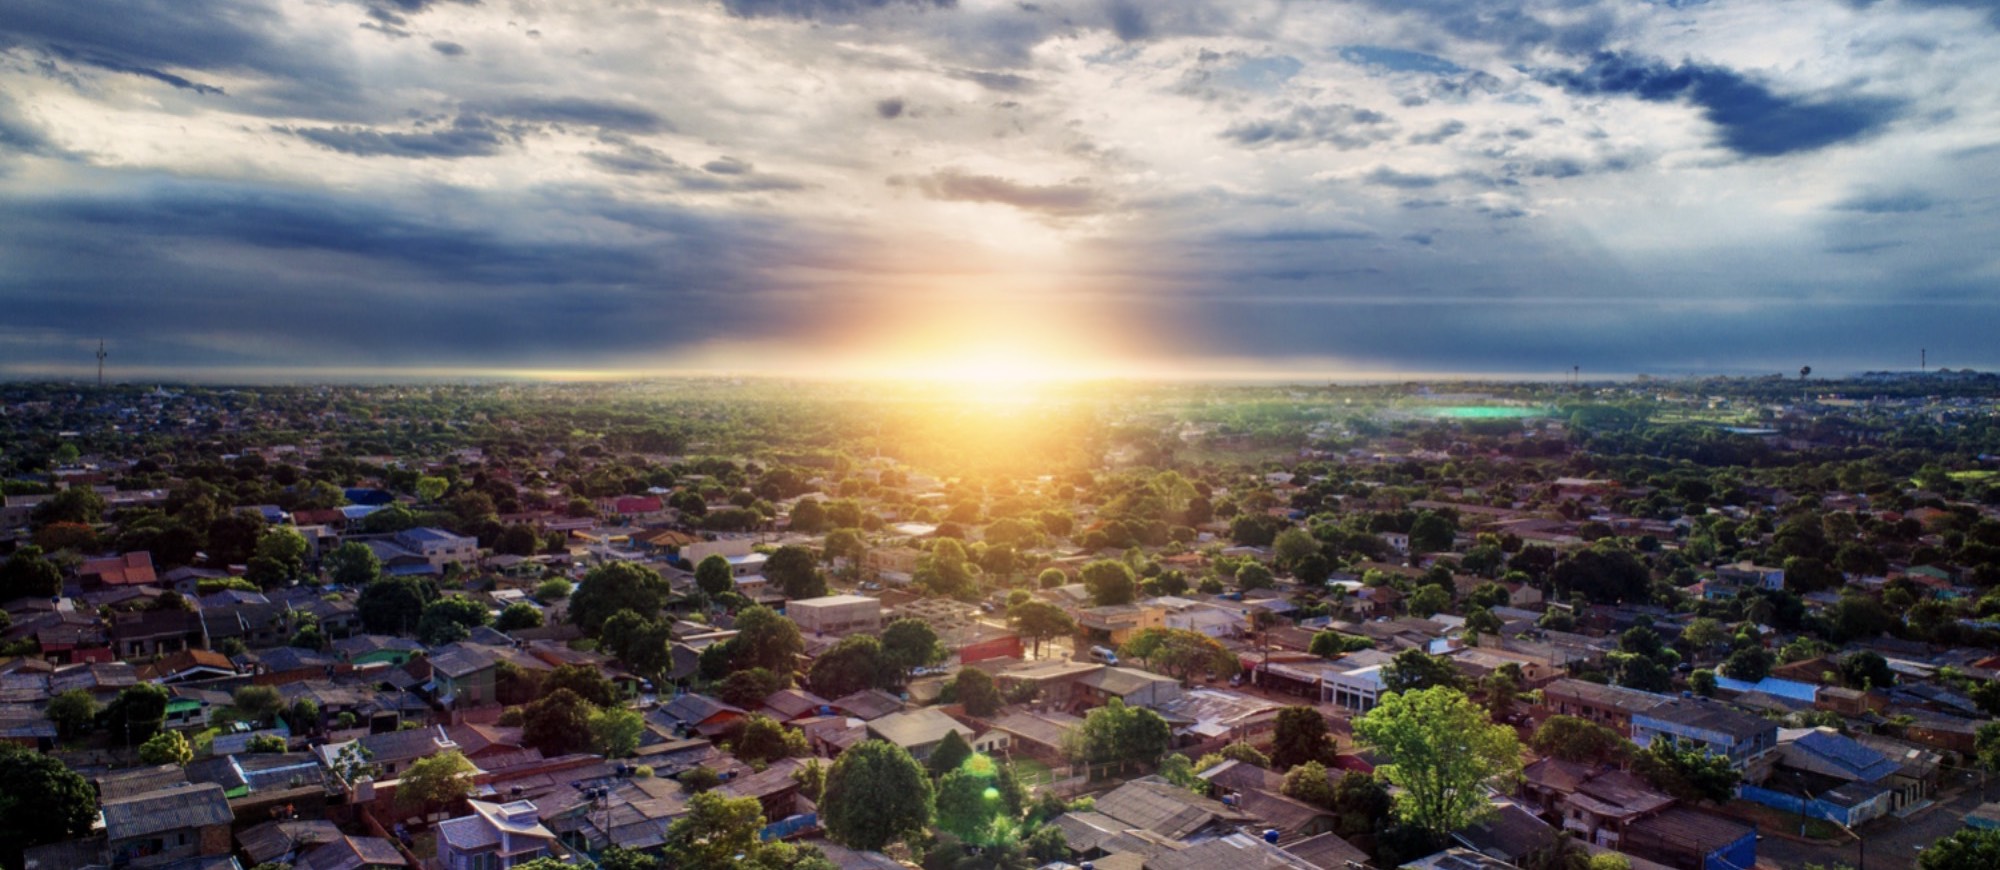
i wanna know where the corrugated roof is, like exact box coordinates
[101,783,234,840]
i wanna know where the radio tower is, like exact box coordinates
[96,340,107,388]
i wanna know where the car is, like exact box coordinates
[1088,645,1119,665]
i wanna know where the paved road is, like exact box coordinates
[1757,773,1991,870]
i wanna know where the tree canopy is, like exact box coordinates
[1354,686,1523,837]
[821,740,934,851]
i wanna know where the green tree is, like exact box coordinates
[1383,648,1464,694]
[1530,716,1632,764]
[717,667,793,708]
[935,758,1011,844]
[590,706,646,758]
[1722,645,1774,681]
[1273,528,1320,570]
[696,554,735,597]
[1409,512,1457,553]
[358,575,436,635]
[45,689,99,740]
[1920,829,2000,870]
[1309,630,1371,658]
[1236,562,1276,591]
[1837,651,1896,690]
[1064,698,1171,774]
[234,684,285,726]
[1118,627,1237,683]
[32,487,104,526]
[0,545,64,600]
[1331,771,1393,837]
[793,757,828,802]
[396,749,476,818]
[765,545,825,599]
[928,729,976,778]
[1007,600,1075,658]
[0,742,97,866]
[1631,738,1740,804]
[545,663,619,707]
[1281,760,1337,809]
[822,740,935,851]
[1080,559,1136,606]
[809,634,893,697]
[496,601,544,631]
[522,688,596,756]
[881,618,945,676]
[571,561,670,634]
[415,476,450,503]
[1407,584,1451,619]
[418,595,492,645]
[1353,686,1523,837]
[1679,616,1726,653]
[138,730,193,765]
[1689,668,1718,696]
[1037,567,1068,589]
[950,667,1004,717]
[663,790,768,870]
[733,714,809,765]
[1271,706,1336,768]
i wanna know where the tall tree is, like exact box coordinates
[809,635,893,698]
[0,743,97,867]
[1382,649,1464,694]
[1353,686,1523,838]
[927,729,976,778]
[1920,828,2000,870]
[1064,698,1171,773]
[358,575,437,635]
[1531,716,1632,764]
[936,760,1011,845]
[765,545,824,599]
[0,545,63,600]
[590,707,646,758]
[663,791,768,870]
[417,595,492,645]
[696,554,735,597]
[1118,628,1237,683]
[950,668,1004,717]
[732,605,806,672]
[570,561,670,634]
[522,688,596,756]
[1271,706,1336,769]
[1281,760,1337,809]
[106,683,170,744]
[396,750,476,820]
[1080,559,1137,606]
[881,618,945,676]
[821,740,934,851]
[1631,738,1739,804]
[1007,600,1075,658]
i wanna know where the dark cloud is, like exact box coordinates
[1350,0,1616,57]
[430,40,466,57]
[876,98,906,119]
[1833,189,1934,213]
[481,97,670,133]
[1105,0,1150,41]
[0,89,66,158]
[1541,52,1903,157]
[1408,120,1467,145]
[896,169,1103,216]
[284,115,523,159]
[1221,103,1395,150]
[720,0,956,20]
[587,140,806,192]
[1363,167,1449,189]
[0,1,346,94]
[946,68,1037,93]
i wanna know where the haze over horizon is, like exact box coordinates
[3,0,1998,381]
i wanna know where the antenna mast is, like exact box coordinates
[96,340,107,388]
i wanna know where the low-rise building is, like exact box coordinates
[1630,697,1778,769]
[787,594,882,636]
[436,799,561,870]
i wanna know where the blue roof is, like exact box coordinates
[400,527,464,544]
[1793,730,1901,782]
[1715,675,1819,702]
[339,504,384,520]
[345,488,395,505]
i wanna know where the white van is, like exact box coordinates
[1088,646,1119,665]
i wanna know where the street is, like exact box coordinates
[1756,772,1989,870]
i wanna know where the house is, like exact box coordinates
[334,634,426,668]
[1071,666,1183,711]
[1076,603,1166,647]
[759,688,834,723]
[788,595,882,636]
[654,693,749,738]
[394,527,480,569]
[1541,679,1667,737]
[1154,688,1283,752]
[1454,800,1558,865]
[101,782,236,868]
[138,648,239,684]
[1086,777,1257,840]
[1736,727,1905,826]
[422,643,499,707]
[436,800,561,870]
[1520,758,1675,849]
[1620,806,1756,870]
[237,819,345,867]
[1714,562,1785,593]
[828,689,904,721]
[985,709,1083,760]
[1630,698,1778,769]
[79,552,158,588]
[867,707,974,761]
[296,834,411,870]
[1282,832,1374,870]
[110,609,203,659]
[1852,732,1943,812]
[338,725,461,778]
[202,601,293,649]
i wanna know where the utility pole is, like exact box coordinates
[96,339,107,388]
[1921,348,1927,373]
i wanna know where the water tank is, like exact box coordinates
[1263,829,1280,844]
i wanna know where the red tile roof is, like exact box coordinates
[81,552,157,586]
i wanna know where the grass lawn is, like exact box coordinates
[1010,757,1056,786]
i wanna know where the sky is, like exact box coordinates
[2,0,1998,383]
